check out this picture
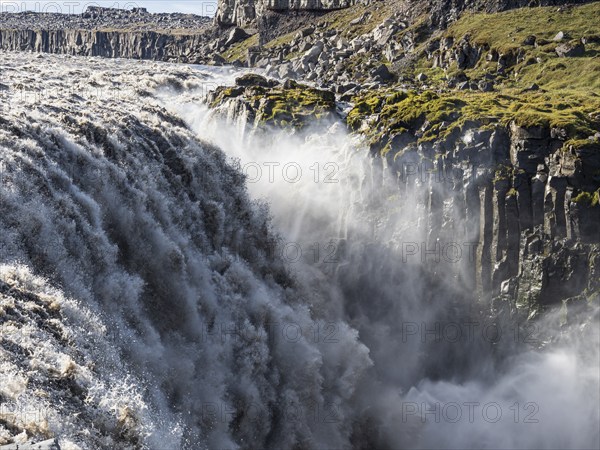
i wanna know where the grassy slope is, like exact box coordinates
[222,34,259,63]
[350,2,600,147]
[444,2,600,91]
[448,3,599,50]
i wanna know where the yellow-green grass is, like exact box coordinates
[348,88,600,147]
[222,34,259,63]
[420,2,600,92]
[447,3,600,51]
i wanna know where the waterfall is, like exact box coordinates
[0,52,598,449]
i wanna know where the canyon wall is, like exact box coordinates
[0,29,211,63]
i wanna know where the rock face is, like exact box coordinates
[364,121,600,318]
[216,0,360,27]
[0,7,215,64]
[0,29,211,63]
[0,7,211,32]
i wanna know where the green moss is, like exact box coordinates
[221,34,259,63]
[209,86,244,108]
[572,190,600,207]
[252,85,336,129]
[209,76,335,131]
[448,3,600,51]
[348,86,600,151]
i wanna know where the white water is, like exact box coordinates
[0,53,598,449]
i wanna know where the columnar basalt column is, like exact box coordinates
[505,191,520,279]
[531,170,547,229]
[544,176,568,238]
[477,181,493,299]
[514,171,532,231]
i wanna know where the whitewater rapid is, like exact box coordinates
[0,53,598,450]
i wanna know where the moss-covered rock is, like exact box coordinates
[348,88,600,152]
[208,77,336,131]
[572,189,600,207]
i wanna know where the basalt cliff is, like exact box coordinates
[0,7,218,64]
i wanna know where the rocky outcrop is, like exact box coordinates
[367,120,600,316]
[216,0,360,27]
[239,10,412,89]
[206,74,337,130]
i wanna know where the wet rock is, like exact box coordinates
[235,73,275,88]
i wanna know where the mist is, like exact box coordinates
[168,69,600,449]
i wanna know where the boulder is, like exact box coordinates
[278,64,297,80]
[370,64,395,82]
[225,27,250,47]
[350,12,369,26]
[303,41,325,64]
[555,41,585,57]
[295,27,315,39]
[478,80,494,92]
[235,73,275,88]
[553,31,570,41]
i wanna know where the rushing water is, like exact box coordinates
[0,53,598,449]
